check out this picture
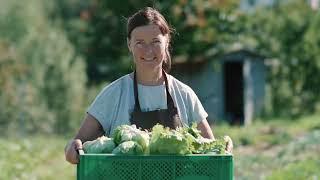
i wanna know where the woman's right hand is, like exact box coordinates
[65,113,105,164]
[65,139,83,164]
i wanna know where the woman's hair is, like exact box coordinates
[127,7,173,72]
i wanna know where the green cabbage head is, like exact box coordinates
[112,125,150,154]
[112,141,144,155]
[83,136,115,154]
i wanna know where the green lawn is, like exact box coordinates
[0,135,75,180]
[213,114,320,180]
[1,114,320,180]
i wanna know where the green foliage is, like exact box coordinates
[226,119,320,179]
[266,130,320,180]
[56,0,240,83]
[149,124,227,155]
[83,136,115,154]
[214,114,320,147]
[0,136,74,180]
[1,116,319,179]
[57,0,320,117]
[267,159,320,180]
[112,141,144,155]
[0,0,87,135]
[89,124,227,155]
[244,0,320,117]
[1,0,319,136]
[111,124,150,153]
[150,124,192,155]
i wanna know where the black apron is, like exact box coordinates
[130,70,182,130]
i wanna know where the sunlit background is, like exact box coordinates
[1,0,319,179]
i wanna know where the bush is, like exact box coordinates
[245,0,320,117]
[0,0,87,135]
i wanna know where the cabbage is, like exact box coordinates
[112,141,144,155]
[85,124,230,155]
[132,131,150,154]
[83,136,115,154]
[112,125,150,154]
[112,125,136,145]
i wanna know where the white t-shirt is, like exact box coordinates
[87,73,208,136]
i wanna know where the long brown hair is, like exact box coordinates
[127,7,173,72]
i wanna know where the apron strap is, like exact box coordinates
[133,69,175,112]
[133,70,141,111]
[162,70,175,110]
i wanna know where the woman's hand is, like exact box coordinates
[64,113,105,164]
[224,135,233,154]
[65,139,83,164]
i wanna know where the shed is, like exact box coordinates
[171,49,267,126]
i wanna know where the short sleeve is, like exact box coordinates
[187,89,208,125]
[86,81,121,134]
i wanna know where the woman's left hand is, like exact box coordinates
[224,135,233,154]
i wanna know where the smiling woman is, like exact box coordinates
[126,7,172,86]
[65,7,232,164]
[128,24,167,85]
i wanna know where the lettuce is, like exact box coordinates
[206,138,227,154]
[84,123,230,155]
[112,141,144,155]
[83,136,115,154]
[112,125,150,154]
[149,124,192,155]
[149,123,229,155]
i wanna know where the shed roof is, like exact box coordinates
[171,49,266,73]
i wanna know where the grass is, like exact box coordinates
[0,135,75,180]
[1,114,319,180]
[267,159,320,180]
[234,129,320,180]
[213,114,320,180]
[213,114,320,147]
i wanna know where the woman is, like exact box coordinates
[65,7,232,164]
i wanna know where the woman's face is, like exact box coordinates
[128,24,168,72]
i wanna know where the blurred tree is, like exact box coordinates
[0,0,87,135]
[55,0,240,84]
[244,0,320,117]
[54,0,320,118]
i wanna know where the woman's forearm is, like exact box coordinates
[74,113,105,142]
[197,119,215,140]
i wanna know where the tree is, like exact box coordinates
[243,0,320,117]
[56,0,240,84]
[0,0,87,135]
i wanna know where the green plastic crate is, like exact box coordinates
[77,150,233,180]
